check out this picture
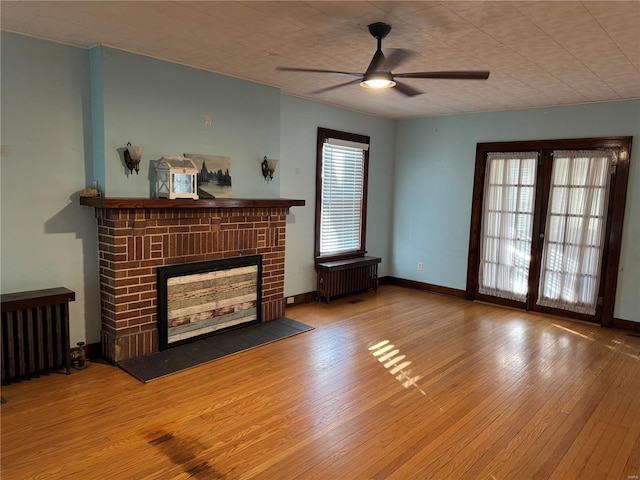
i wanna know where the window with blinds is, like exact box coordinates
[315,128,370,259]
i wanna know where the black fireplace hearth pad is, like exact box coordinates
[118,317,314,382]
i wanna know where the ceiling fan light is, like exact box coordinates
[360,78,396,89]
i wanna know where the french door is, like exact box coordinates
[467,137,632,325]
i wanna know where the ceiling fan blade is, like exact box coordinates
[365,49,386,74]
[393,80,423,97]
[382,48,416,71]
[310,78,364,95]
[276,66,363,77]
[395,71,490,80]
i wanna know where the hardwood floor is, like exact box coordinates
[2,285,639,479]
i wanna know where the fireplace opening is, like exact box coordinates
[157,255,262,350]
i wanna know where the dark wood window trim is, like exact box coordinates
[466,136,632,327]
[315,127,370,263]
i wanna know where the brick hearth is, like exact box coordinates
[81,198,304,363]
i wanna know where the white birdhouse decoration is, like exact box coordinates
[156,156,199,200]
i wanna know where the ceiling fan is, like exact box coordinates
[276,22,490,97]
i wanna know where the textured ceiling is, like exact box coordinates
[1,1,639,119]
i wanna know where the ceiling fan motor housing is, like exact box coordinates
[368,22,392,39]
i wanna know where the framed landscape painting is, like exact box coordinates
[185,153,232,198]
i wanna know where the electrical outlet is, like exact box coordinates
[286,296,295,305]
[417,262,423,271]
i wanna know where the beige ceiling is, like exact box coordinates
[2,1,639,119]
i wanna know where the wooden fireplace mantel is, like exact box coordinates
[80,197,305,210]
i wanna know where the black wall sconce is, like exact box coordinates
[124,142,144,174]
[261,156,278,181]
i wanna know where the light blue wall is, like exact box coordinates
[89,47,105,191]
[0,32,101,344]
[97,47,281,198]
[280,95,396,296]
[393,100,640,322]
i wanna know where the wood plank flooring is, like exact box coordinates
[2,285,639,479]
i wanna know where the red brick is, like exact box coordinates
[116,309,144,321]
[128,300,152,310]
[128,284,153,294]
[139,322,157,332]
[117,325,141,336]
[140,306,157,317]
[140,258,164,268]
[126,267,152,277]
[128,316,153,327]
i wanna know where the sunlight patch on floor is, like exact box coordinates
[552,323,593,340]
[368,340,425,395]
[552,323,640,361]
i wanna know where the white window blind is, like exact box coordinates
[478,152,538,302]
[319,139,367,256]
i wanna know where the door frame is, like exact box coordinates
[466,137,632,326]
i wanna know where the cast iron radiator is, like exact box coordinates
[1,287,75,383]
[315,256,381,303]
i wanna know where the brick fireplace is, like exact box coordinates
[80,197,304,363]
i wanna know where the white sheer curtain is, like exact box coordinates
[537,150,613,314]
[478,152,538,302]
